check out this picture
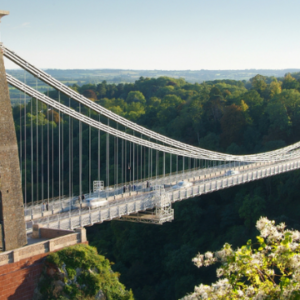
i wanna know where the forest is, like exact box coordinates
[12,71,300,299]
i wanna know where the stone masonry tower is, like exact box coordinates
[0,10,27,251]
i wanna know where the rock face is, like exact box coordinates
[32,244,134,300]
[33,264,106,300]
[34,263,106,300]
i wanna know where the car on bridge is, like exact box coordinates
[171,181,193,190]
[225,170,240,176]
[73,198,108,209]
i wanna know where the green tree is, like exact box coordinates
[161,94,184,109]
[250,74,267,95]
[268,80,282,98]
[148,96,161,108]
[126,102,145,121]
[97,81,107,98]
[240,90,264,124]
[282,73,300,90]
[126,91,146,104]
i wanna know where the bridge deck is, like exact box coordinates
[24,158,300,232]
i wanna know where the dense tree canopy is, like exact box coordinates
[12,71,300,299]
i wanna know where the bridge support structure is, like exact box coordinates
[0,13,27,250]
[119,189,174,225]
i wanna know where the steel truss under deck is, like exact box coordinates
[119,189,174,224]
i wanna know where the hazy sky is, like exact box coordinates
[1,0,300,70]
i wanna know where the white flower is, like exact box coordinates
[288,254,300,269]
[253,290,267,300]
[260,227,271,238]
[193,284,212,299]
[205,251,213,259]
[216,268,224,277]
[245,286,255,296]
[215,250,227,261]
[192,254,204,268]
[290,242,299,251]
[292,230,300,241]
[256,217,270,231]
[268,253,275,259]
[276,222,286,231]
[250,253,263,266]
[216,278,230,287]
[265,268,274,276]
[276,245,287,254]
[267,229,282,241]
[228,262,239,272]
[292,271,300,282]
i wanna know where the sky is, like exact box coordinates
[1,0,300,70]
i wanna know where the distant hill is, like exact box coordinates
[7,68,300,85]
[7,68,300,105]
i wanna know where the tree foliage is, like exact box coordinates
[182,218,300,300]
[34,244,134,300]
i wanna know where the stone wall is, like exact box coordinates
[0,44,27,250]
[40,227,75,239]
[0,252,48,300]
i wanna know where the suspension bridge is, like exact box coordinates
[1,10,300,251]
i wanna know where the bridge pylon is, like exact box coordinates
[0,10,27,251]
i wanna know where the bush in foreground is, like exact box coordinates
[182,217,300,300]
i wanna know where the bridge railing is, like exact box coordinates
[25,191,157,232]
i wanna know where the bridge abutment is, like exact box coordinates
[0,42,27,251]
[0,228,87,300]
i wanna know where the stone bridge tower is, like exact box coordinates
[0,10,27,251]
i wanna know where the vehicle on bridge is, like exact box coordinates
[73,198,108,209]
[171,181,193,190]
[225,170,240,176]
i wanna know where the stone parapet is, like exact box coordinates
[0,228,86,266]
[32,224,75,239]
[40,227,75,239]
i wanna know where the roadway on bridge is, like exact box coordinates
[24,158,297,233]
